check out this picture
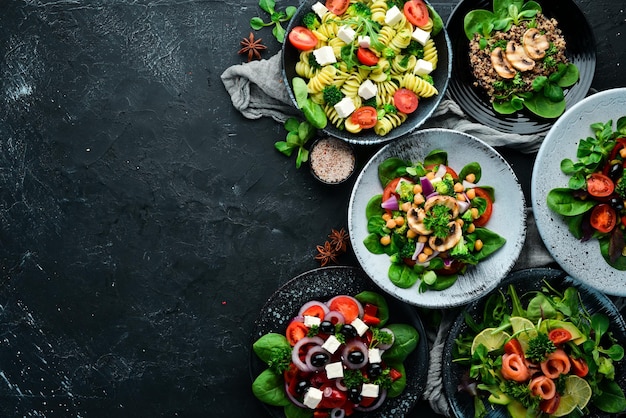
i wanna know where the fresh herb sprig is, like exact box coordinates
[250,0,297,43]
[274,117,314,168]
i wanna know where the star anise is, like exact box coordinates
[315,241,338,267]
[328,228,349,253]
[238,32,267,62]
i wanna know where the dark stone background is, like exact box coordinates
[0,0,624,416]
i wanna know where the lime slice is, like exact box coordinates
[509,316,538,352]
[471,327,511,355]
[552,375,592,417]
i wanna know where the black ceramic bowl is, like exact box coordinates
[282,0,452,145]
[446,0,596,135]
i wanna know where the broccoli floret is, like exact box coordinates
[363,97,377,107]
[398,179,415,202]
[394,222,408,236]
[383,103,397,114]
[433,174,455,196]
[421,74,434,85]
[382,47,396,60]
[302,12,320,30]
[347,2,371,17]
[616,175,626,199]
[322,85,344,106]
[450,237,477,265]
[399,239,416,259]
[404,40,424,58]
[308,53,321,70]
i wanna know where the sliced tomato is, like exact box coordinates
[363,313,381,326]
[318,385,347,409]
[357,47,379,66]
[301,304,326,320]
[504,338,524,357]
[288,26,318,51]
[570,356,589,377]
[473,187,493,227]
[325,0,350,15]
[351,106,378,129]
[590,203,617,233]
[587,172,615,197]
[404,0,430,27]
[393,88,418,114]
[327,295,362,323]
[548,328,572,345]
[389,368,403,381]
[383,177,402,202]
[286,320,309,346]
[540,393,561,415]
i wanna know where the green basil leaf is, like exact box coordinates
[382,323,419,363]
[258,0,276,14]
[546,188,596,216]
[252,368,290,406]
[250,17,266,30]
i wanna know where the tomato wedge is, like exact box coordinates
[327,295,362,323]
[504,338,524,357]
[351,106,378,129]
[356,47,379,66]
[286,320,309,346]
[325,0,350,15]
[548,328,572,345]
[288,26,318,51]
[404,0,430,27]
[590,203,617,233]
[473,187,493,227]
[587,172,615,197]
[569,356,589,377]
[383,177,402,202]
[301,304,326,320]
[393,88,418,114]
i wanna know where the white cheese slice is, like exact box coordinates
[325,361,344,379]
[337,26,356,44]
[333,97,356,118]
[313,46,337,66]
[385,6,403,26]
[351,317,369,336]
[358,35,371,48]
[368,348,382,364]
[303,387,323,409]
[411,26,431,46]
[413,59,434,75]
[311,2,328,18]
[304,315,321,327]
[358,79,378,100]
[321,335,342,354]
[361,383,380,398]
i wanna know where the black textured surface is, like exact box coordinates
[0,1,624,417]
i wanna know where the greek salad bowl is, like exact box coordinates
[348,128,526,308]
[281,0,452,145]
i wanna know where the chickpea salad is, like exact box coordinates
[362,149,506,292]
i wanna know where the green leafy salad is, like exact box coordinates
[362,149,506,292]
[452,281,626,417]
[547,116,626,270]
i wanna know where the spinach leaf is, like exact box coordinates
[382,323,419,363]
[463,9,495,40]
[363,232,386,254]
[388,264,419,289]
[253,333,291,364]
[378,157,409,186]
[459,162,482,183]
[423,149,448,167]
[472,228,506,261]
[594,379,626,413]
[386,361,407,397]
[284,403,311,418]
[365,195,383,219]
[546,188,596,216]
[252,368,290,406]
[526,293,557,322]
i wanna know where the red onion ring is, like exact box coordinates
[335,378,347,392]
[342,339,368,369]
[420,176,434,197]
[326,295,364,319]
[298,300,329,319]
[284,381,307,409]
[411,241,425,260]
[292,336,324,372]
[354,389,388,412]
[305,345,330,372]
[325,311,345,325]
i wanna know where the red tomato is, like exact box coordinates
[362,313,381,326]
[548,328,572,345]
[473,187,493,227]
[504,338,524,357]
[356,47,379,66]
[325,0,350,15]
[351,106,378,129]
[382,177,402,202]
[288,26,318,51]
[389,368,403,381]
[286,320,309,346]
[393,88,419,113]
[313,412,330,418]
[327,295,361,323]
[318,385,347,409]
[570,356,589,377]
[587,172,615,197]
[590,203,617,233]
[301,304,326,320]
[540,393,561,415]
[404,0,430,27]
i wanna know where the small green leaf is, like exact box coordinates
[258,0,276,14]
[284,117,300,133]
[274,141,295,156]
[250,17,267,30]
[285,6,297,19]
[273,24,286,43]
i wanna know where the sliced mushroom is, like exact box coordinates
[424,195,459,219]
[490,47,517,79]
[407,207,432,235]
[506,41,535,72]
[428,219,463,252]
[523,28,550,60]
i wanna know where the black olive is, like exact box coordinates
[295,380,309,394]
[610,197,624,211]
[340,324,357,339]
[348,387,362,403]
[310,352,330,367]
[348,350,365,364]
[319,320,335,334]
[609,163,624,181]
[368,362,383,378]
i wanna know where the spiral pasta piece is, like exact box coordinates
[374,112,407,136]
[422,39,438,69]
[402,73,439,98]
[308,65,337,94]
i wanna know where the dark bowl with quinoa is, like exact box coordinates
[446,0,595,135]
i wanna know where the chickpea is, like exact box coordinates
[466,188,476,199]
[470,207,480,219]
[426,171,435,180]
[394,216,405,226]
[465,173,476,183]
[413,184,422,194]
[474,239,484,251]
[467,223,475,233]
[620,148,626,159]
[418,235,428,243]
[456,193,465,201]
[417,253,429,263]
[380,235,391,246]
[414,193,425,205]
[406,229,417,239]
[423,247,433,256]
[401,201,412,212]
[386,218,397,229]
[382,213,392,221]
[453,182,464,193]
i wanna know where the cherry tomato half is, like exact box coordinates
[404,0,430,27]
[504,338,524,357]
[540,393,561,415]
[569,356,589,377]
[325,0,350,15]
[288,26,318,51]
[587,172,615,197]
[393,88,419,113]
[327,295,361,323]
[285,320,309,346]
[357,47,379,66]
[548,328,572,345]
[351,106,378,129]
[473,187,494,227]
[590,203,617,233]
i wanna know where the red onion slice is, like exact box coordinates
[411,241,425,260]
[284,381,307,409]
[354,389,388,412]
[376,328,395,350]
[292,336,324,372]
[298,300,329,319]
[325,310,345,325]
[342,340,368,369]
[420,176,434,197]
[435,164,447,179]
[381,195,399,210]
[305,345,330,372]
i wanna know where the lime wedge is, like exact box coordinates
[552,375,592,417]
[471,327,511,355]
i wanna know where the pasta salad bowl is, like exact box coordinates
[282,0,452,145]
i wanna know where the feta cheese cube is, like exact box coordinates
[361,383,380,398]
[411,26,431,46]
[304,315,321,327]
[358,79,378,100]
[325,361,344,379]
[385,6,403,26]
[303,387,323,409]
[311,1,328,18]
[322,335,342,354]
[358,35,371,48]
[333,97,356,118]
[313,46,337,66]
[350,317,369,336]
[413,59,434,75]
[337,26,357,44]
[368,348,382,364]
